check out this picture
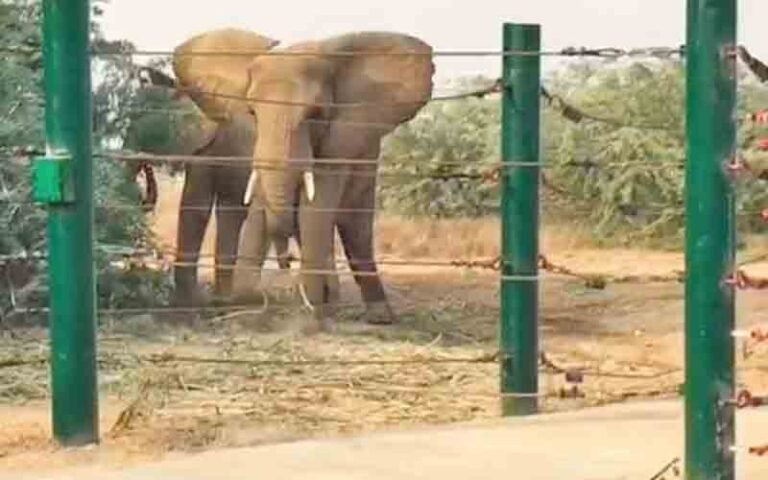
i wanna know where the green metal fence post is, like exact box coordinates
[685,0,737,478]
[500,23,540,416]
[36,0,99,445]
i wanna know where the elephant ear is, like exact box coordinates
[173,29,279,122]
[173,96,220,155]
[322,32,435,133]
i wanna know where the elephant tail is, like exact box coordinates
[134,66,175,210]
[138,160,158,210]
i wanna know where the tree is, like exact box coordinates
[0,0,170,318]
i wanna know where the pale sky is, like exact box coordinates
[101,0,768,82]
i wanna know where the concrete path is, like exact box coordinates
[11,401,768,480]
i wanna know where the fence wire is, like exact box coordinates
[0,45,685,59]
[1,36,761,430]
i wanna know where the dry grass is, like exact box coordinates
[375,216,598,260]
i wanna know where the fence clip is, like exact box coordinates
[32,152,74,205]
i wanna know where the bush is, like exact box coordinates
[380,63,768,247]
[379,77,500,218]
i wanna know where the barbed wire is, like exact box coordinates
[165,80,501,109]
[62,248,693,288]
[5,194,768,227]
[732,444,768,457]
[120,106,402,131]
[744,110,768,125]
[99,151,690,172]
[1,146,689,171]
[0,344,681,389]
[132,351,501,367]
[0,45,685,59]
[734,326,768,361]
[538,255,684,289]
[726,156,768,182]
[724,270,768,291]
[4,230,767,290]
[738,46,768,83]
[730,389,768,409]
[648,458,681,480]
[100,152,507,181]
[125,80,683,135]
[540,87,680,132]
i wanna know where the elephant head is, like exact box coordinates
[244,31,435,243]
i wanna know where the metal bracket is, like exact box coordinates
[32,153,74,204]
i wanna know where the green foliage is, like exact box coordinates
[124,86,193,152]
[379,77,500,218]
[543,63,687,244]
[381,63,768,246]
[0,0,171,317]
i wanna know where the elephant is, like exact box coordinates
[132,29,295,306]
[233,32,435,327]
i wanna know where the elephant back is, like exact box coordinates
[174,29,278,122]
[318,32,435,132]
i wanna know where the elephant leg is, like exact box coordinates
[337,171,394,325]
[212,165,250,300]
[298,169,346,330]
[233,200,270,302]
[274,236,293,270]
[173,164,214,306]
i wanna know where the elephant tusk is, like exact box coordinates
[303,171,315,202]
[243,170,258,205]
[298,282,314,312]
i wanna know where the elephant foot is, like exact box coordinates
[363,302,396,326]
[297,303,337,335]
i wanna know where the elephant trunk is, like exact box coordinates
[260,167,300,238]
[251,113,313,242]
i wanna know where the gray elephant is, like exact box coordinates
[234,32,435,327]
[136,29,292,306]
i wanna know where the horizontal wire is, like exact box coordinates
[101,151,685,168]
[730,445,768,457]
[131,351,500,367]
[0,353,667,399]
[0,46,685,59]
[9,200,768,220]
[118,260,502,278]
[7,304,299,317]
[120,107,401,130]
[119,249,505,270]
[5,149,686,170]
[172,82,500,108]
[541,87,682,132]
[2,346,681,385]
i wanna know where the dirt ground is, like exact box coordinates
[10,401,768,480]
[2,174,768,476]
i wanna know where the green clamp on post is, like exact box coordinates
[32,153,75,204]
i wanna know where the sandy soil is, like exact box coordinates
[1,173,767,477]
